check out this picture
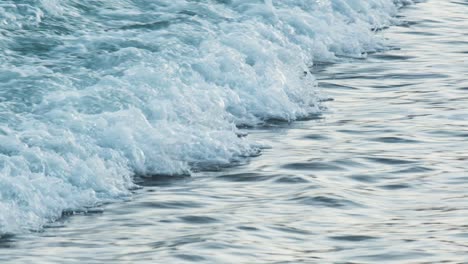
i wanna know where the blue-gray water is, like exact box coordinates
[1,0,468,263]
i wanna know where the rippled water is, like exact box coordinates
[2,0,468,263]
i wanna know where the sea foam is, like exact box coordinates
[0,0,411,233]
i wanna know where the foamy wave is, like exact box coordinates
[0,0,411,233]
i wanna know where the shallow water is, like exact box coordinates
[2,0,468,263]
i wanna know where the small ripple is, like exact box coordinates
[378,183,411,190]
[444,176,468,185]
[372,54,416,60]
[400,30,440,36]
[302,134,329,140]
[364,157,416,165]
[149,235,207,249]
[138,201,204,209]
[290,195,360,208]
[272,225,312,235]
[319,82,358,90]
[413,206,458,212]
[349,174,378,183]
[274,176,310,184]
[175,254,206,262]
[358,251,434,262]
[281,162,345,171]
[179,216,218,224]
[237,226,260,231]
[330,235,377,242]
[368,136,420,143]
[216,173,272,182]
[135,174,190,187]
[332,159,367,169]
[337,129,367,135]
[393,166,433,174]
[382,73,450,80]
[373,82,415,89]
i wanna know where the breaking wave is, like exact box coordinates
[0,0,411,233]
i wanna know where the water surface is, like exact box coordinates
[2,0,468,263]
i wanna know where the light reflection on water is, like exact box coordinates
[2,1,468,263]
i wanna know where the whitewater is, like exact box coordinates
[0,0,412,234]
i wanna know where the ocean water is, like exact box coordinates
[1,0,468,263]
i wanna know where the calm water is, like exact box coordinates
[2,0,468,263]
